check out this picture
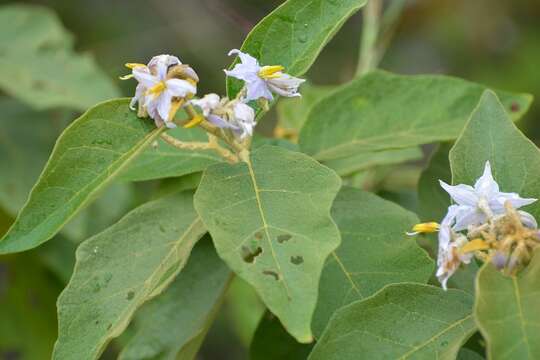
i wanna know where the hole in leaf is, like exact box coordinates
[277,234,292,243]
[290,255,304,265]
[241,246,262,263]
[510,102,520,112]
[126,291,135,300]
[262,270,279,280]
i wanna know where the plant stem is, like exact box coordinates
[357,0,383,76]
[160,133,239,163]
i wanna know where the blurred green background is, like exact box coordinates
[0,0,539,358]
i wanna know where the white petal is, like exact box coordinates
[453,207,485,231]
[267,74,305,97]
[191,93,221,116]
[519,210,538,228]
[207,114,237,130]
[156,91,174,121]
[228,49,259,68]
[133,67,159,88]
[474,161,500,197]
[149,54,181,79]
[439,180,478,206]
[130,83,145,110]
[165,78,196,97]
[496,192,537,210]
[244,78,273,101]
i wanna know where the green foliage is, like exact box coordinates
[450,90,540,219]
[250,312,313,360]
[310,284,476,360]
[54,192,206,359]
[195,145,341,343]
[118,237,231,360]
[312,187,434,337]
[0,5,119,110]
[475,249,540,360]
[0,99,161,254]
[299,71,532,161]
[227,0,368,98]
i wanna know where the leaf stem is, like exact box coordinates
[160,133,239,163]
[357,0,382,76]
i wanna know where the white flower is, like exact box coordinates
[126,54,198,128]
[190,94,256,140]
[224,49,305,102]
[436,205,474,290]
[439,161,536,231]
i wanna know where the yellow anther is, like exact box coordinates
[147,81,166,97]
[168,99,185,122]
[459,239,490,254]
[410,222,440,234]
[258,65,285,79]
[183,114,204,129]
[119,74,134,81]
[125,63,146,69]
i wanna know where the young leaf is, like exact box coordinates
[250,312,313,360]
[53,192,206,359]
[118,237,231,360]
[310,284,476,360]
[194,145,342,343]
[474,249,540,360]
[226,0,368,98]
[120,127,222,182]
[312,187,434,337]
[299,71,532,162]
[450,90,540,219]
[0,5,119,110]
[0,99,162,254]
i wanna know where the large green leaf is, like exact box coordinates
[0,4,119,110]
[226,0,367,98]
[450,90,540,219]
[299,71,532,162]
[312,187,434,337]
[474,249,540,359]
[250,312,313,360]
[194,145,341,343]
[120,127,222,182]
[0,254,61,360]
[53,192,206,359]
[0,99,162,254]
[310,284,476,360]
[118,237,231,360]
[0,98,68,216]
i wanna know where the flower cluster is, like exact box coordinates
[123,50,304,144]
[409,161,540,290]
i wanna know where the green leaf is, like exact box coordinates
[324,147,423,177]
[276,83,335,135]
[118,237,231,360]
[0,253,61,360]
[0,4,119,110]
[475,249,540,359]
[299,71,532,162]
[310,283,476,360]
[0,99,162,254]
[0,98,69,216]
[226,0,368,98]
[120,127,222,182]
[53,192,206,359]
[194,145,342,343]
[450,90,540,219]
[250,312,313,360]
[312,187,434,337]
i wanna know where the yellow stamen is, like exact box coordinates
[125,63,146,69]
[119,74,134,80]
[183,114,204,129]
[459,239,490,254]
[168,99,185,122]
[410,222,440,234]
[258,65,285,79]
[147,81,166,97]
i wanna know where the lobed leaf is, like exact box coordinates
[194,145,342,343]
[299,71,532,162]
[310,283,476,360]
[226,0,368,98]
[53,192,206,359]
[118,237,231,360]
[0,99,162,254]
[474,249,540,360]
[0,5,119,110]
[312,187,434,337]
